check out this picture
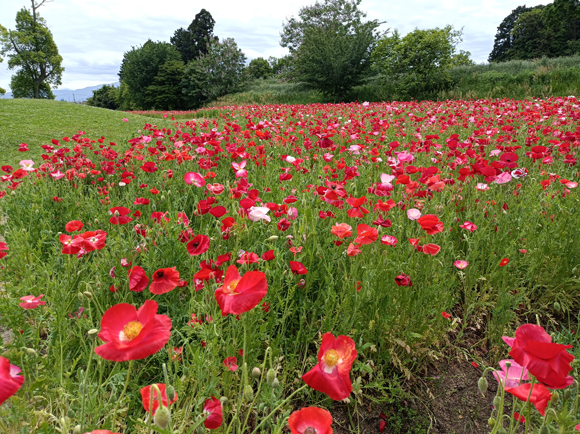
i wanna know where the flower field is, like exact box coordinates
[0,98,579,433]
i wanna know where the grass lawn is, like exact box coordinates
[0,99,175,166]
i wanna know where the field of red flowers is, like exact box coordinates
[0,98,579,433]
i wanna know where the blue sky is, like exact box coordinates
[0,0,547,91]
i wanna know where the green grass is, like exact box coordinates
[0,99,175,165]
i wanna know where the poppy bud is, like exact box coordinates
[539,426,549,434]
[83,291,93,299]
[161,195,166,201]
[551,390,559,402]
[73,425,81,434]
[493,396,501,407]
[25,348,36,356]
[271,378,280,388]
[251,367,261,379]
[487,418,495,427]
[154,405,171,430]
[77,292,84,301]
[266,236,278,241]
[152,204,157,211]
[167,190,171,196]
[478,377,488,396]
[244,385,254,401]
[266,368,277,385]
[564,389,572,401]
[498,427,507,434]
[220,396,228,404]
[553,301,561,311]
[166,385,176,402]
[87,329,99,339]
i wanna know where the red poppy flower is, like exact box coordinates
[509,324,574,389]
[346,243,362,256]
[134,197,150,205]
[187,234,210,256]
[209,206,227,218]
[72,230,107,252]
[203,397,223,429]
[422,243,441,256]
[417,214,444,235]
[149,267,180,295]
[128,266,149,292]
[354,224,378,245]
[109,207,132,225]
[0,357,24,405]
[215,265,268,316]
[331,223,352,239]
[223,356,239,371]
[151,211,170,224]
[459,221,477,232]
[94,300,172,362]
[290,261,308,275]
[262,250,275,261]
[237,252,260,264]
[141,161,158,173]
[140,383,178,415]
[65,220,83,232]
[288,407,333,434]
[441,311,451,319]
[395,274,412,287]
[302,333,357,401]
[500,258,509,267]
[505,383,552,416]
[19,294,46,309]
[60,234,81,255]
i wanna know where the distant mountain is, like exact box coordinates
[1,82,120,102]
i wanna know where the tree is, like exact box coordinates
[0,1,64,99]
[170,9,217,63]
[118,40,181,109]
[86,84,120,110]
[280,0,383,100]
[248,57,272,79]
[372,26,471,99]
[144,60,188,110]
[488,5,534,62]
[181,38,247,108]
[508,8,551,60]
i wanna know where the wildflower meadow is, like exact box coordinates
[0,98,579,433]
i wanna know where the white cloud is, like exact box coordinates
[0,0,548,91]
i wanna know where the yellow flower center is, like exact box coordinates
[225,279,240,295]
[122,321,143,341]
[323,349,340,367]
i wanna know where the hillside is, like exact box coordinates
[0,99,174,165]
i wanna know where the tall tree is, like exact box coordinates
[488,5,534,62]
[170,9,217,63]
[118,40,181,109]
[281,0,383,101]
[0,1,64,99]
[181,38,247,108]
[509,8,551,59]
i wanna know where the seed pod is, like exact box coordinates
[251,367,261,379]
[266,368,277,385]
[220,396,228,405]
[243,385,254,401]
[154,406,171,430]
[478,376,488,396]
[87,329,99,339]
[166,385,176,402]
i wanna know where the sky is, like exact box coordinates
[0,0,548,91]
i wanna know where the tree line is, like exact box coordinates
[1,0,579,105]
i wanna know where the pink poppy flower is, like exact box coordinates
[19,294,46,309]
[454,260,469,269]
[407,208,422,220]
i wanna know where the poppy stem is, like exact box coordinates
[0,418,10,434]
[110,359,134,431]
[249,384,309,434]
[79,339,95,434]
[240,347,271,434]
